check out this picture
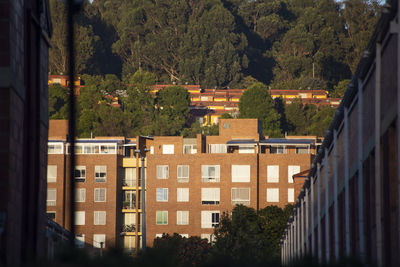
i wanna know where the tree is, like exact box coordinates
[48,84,69,119]
[239,82,281,137]
[213,204,293,264]
[49,0,100,75]
[307,106,336,136]
[330,79,350,98]
[152,86,191,136]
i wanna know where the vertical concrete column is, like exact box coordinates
[294,213,297,258]
[357,78,365,260]
[301,198,305,256]
[324,149,330,261]
[317,163,322,262]
[297,205,301,256]
[375,42,383,266]
[311,176,315,257]
[333,130,340,260]
[305,187,310,254]
[344,107,351,256]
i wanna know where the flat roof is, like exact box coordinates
[226,139,257,145]
[260,139,315,145]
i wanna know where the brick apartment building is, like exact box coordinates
[47,119,320,252]
[0,0,53,266]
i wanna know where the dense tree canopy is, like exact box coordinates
[49,0,381,92]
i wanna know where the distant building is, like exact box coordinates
[47,119,321,252]
[0,0,52,266]
[48,75,83,96]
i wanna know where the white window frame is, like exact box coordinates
[183,144,197,154]
[176,211,189,225]
[156,165,169,179]
[208,144,227,153]
[156,188,168,202]
[288,188,295,203]
[267,165,279,183]
[48,142,63,154]
[231,165,250,182]
[95,165,107,182]
[94,188,106,202]
[201,211,220,228]
[93,234,106,248]
[75,211,85,225]
[177,165,189,182]
[177,188,189,202]
[162,144,174,154]
[238,146,255,154]
[201,188,220,205]
[266,188,279,202]
[156,211,168,225]
[47,188,56,206]
[47,165,57,183]
[75,166,86,182]
[269,146,286,154]
[288,165,300,184]
[94,211,106,225]
[75,234,85,248]
[201,165,220,182]
[75,188,86,202]
[231,188,250,206]
[296,146,309,154]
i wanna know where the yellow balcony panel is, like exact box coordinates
[315,95,326,99]
[123,158,137,167]
[122,209,142,213]
[122,186,142,190]
[125,232,142,236]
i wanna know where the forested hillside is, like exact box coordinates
[48,0,381,138]
[49,0,380,91]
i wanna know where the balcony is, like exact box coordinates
[122,179,141,187]
[122,201,141,210]
[121,224,136,233]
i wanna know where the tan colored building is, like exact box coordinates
[47,119,320,252]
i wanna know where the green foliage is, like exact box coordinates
[220,113,233,119]
[239,83,281,137]
[285,99,317,135]
[152,86,191,136]
[213,204,292,265]
[330,79,351,98]
[307,106,336,136]
[48,84,69,119]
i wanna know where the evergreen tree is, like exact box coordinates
[239,83,281,137]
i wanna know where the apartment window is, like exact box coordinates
[162,144,174,154]
[48,143,63,154]
[156,188,168,202]
[95,166,107,182]
[150,146,154,154]
[47,189,56,206]
[201,211,220,228]
[75,234,85,248]
[270,146,285,154]
[75,211,85,225]
[238,146,255,154]
[288,188,295,203]
[183,144,197,154]
[223,123,231,129]
[94,211,106,225]
[231,165,250,182]
[177,188,189,202]
[288,165,300,183]
[75,188,86,202]
[267,165,279,183]
[123,191,137,209]
[156,165,169,179]
[201,188,220,205]
[47,212,56,220]
[296,147,309,154]
[177,165,189,182]
[231,188,250,206]
[47,165,57,183]
[75,166,86,182]
[94,188,106,202]
[124,168,136,186]
[201,165,220,182]
[156,211,168,225]
[266,188,279,202]
[201,234,216,243]
[209,144,227,153]
[93,234,106,248]
[177,211,189,225]
[155,234,163,238]
[100,145,116,154]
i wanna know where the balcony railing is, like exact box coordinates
[122,179,141,187]
[121,224,136,233]
[122,201,141,209]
